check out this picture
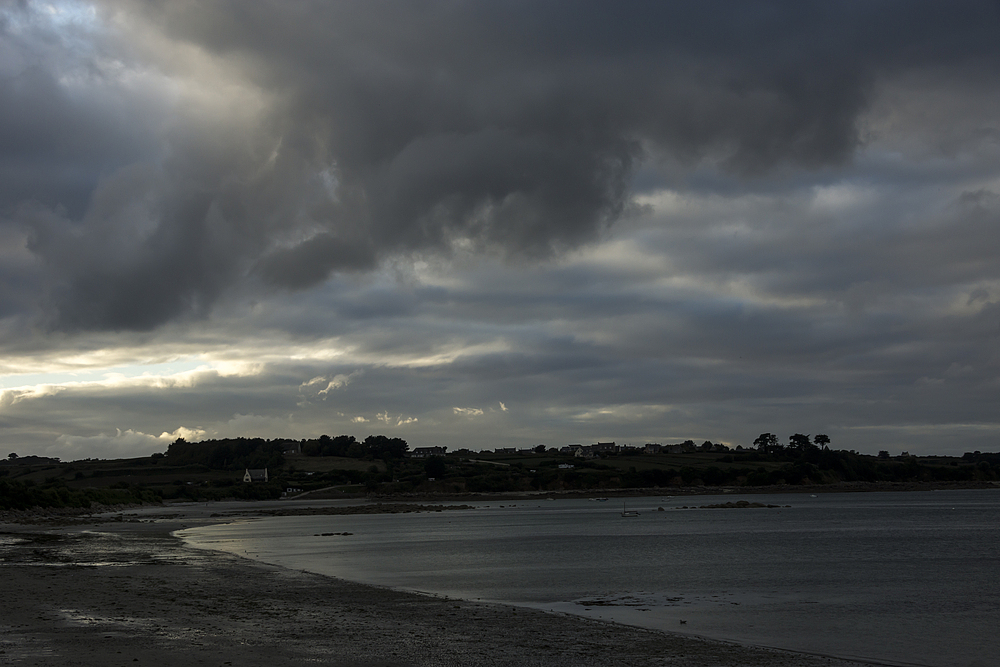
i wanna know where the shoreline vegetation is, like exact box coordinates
[1,479,997,526]
[1,503,882,667]
[3,434,1000,512]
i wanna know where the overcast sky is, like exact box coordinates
[2,0,999,460]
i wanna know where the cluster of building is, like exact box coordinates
[495,440,732,458]
[409,446,448,458]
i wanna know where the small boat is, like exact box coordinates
[621,501,640,517]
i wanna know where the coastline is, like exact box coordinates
[361,479,999,503]
[2,504,879,666]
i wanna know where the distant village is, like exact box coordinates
[258,438,734,462]
[408,439,731,460]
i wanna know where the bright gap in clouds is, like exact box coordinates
[0,359,207,390]
[8,0,97,28]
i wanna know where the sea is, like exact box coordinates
[177,489,1000,667]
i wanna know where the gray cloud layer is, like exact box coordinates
[1,1,999,458]
[3,0,996,331]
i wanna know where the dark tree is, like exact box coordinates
[306,434,357,457]
[363,435,409,459]
[814,434,831,449]
[789,433,813,452]
[164,437,284,470]
[753,433,779,454]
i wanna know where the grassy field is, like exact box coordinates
[0,454,379,502]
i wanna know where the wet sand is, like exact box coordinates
[1,505,873,666]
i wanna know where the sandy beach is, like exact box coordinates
[1,504,874,666]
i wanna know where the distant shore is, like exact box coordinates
[0,481,1000,529]
[359,478,999,503]
[0,500,883,667]
[2,478,996,525]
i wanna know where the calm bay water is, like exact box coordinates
[178,490,1000,667]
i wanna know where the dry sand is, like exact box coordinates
[1,505,873,666]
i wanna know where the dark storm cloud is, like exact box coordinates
[3,0,1000,331]
[0,5,160,218]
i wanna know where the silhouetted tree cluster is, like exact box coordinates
[301,434,408,460]
[735,438,1000,485]
[753,433,830,456]
[303,434,361,457]
[962,451,1000,465]
[164,437,285,470]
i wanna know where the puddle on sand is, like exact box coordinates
[0,530,213,568]
[0,628,56,661]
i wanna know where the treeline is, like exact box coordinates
[750,432,830,455]
[736,436,999,485]
[394,447,1000,495]
[712,449,997,486]
[164,437,286,470]
[301,434,408,459]
[162,434,409,470]
[629,448,1000,488]
[962,450,1000,465]
[0,477,160,511]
